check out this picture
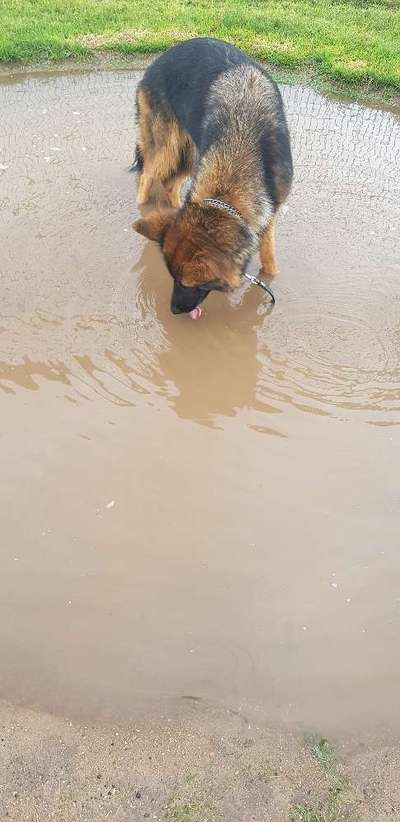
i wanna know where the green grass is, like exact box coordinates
[291,735,357,822]
[165,801,214,822]
[0,0,399,98]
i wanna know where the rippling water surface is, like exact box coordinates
[0,70,399,735]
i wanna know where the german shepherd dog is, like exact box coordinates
[132,38,293,315]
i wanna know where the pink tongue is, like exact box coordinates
[189,305,202,320]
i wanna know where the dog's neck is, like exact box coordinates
[202,197,243,222]
[201,197,258,246]
[190,153,273,234]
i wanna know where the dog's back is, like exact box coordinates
[141,39,256,146]
[139,38,292,207]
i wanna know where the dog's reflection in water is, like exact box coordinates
[133,242,277,429]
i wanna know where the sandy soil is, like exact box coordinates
[2,699,400,822]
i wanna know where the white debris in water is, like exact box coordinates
[331,582,338,589]
[42,108,47,114]
[50,146,60,151]
[81,147,87,152]
[106,500,115,509]
[0,163,8,171]
[73,111,81,115]
[346,598,351,603]
[44,156,51,162]
[302,626,308,631]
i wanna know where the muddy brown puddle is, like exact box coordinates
[0,70,400,739]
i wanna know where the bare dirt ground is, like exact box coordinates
[2,699,400,821]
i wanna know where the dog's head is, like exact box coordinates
[133,206,244,314]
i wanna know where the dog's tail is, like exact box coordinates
[129,145,143,173]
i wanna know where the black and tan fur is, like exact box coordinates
[132,38,293,314]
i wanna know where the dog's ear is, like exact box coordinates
[132,209,177,242]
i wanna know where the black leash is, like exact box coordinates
[244,272,275,304]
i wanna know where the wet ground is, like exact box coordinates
[1,66,400,773]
